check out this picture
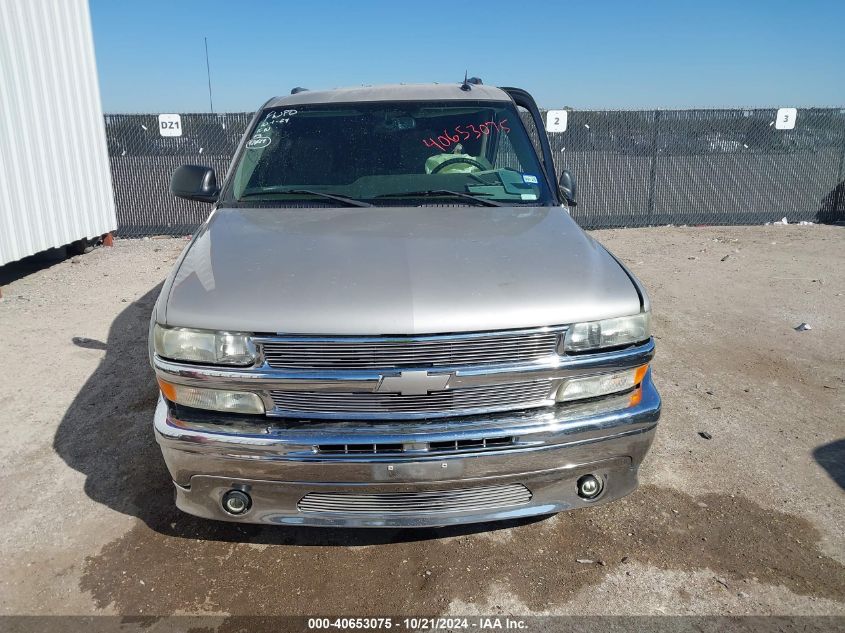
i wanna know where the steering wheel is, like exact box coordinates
[430,156,488,173]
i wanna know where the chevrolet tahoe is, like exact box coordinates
[150,81,660,527]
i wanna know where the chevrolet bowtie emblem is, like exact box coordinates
[376,370,451,396]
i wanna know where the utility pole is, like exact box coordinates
[204,36,214,113]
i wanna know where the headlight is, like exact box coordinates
[154,324,257,366]
[562,312,650,353]
[556,365,648,402]
[158,379,265,414]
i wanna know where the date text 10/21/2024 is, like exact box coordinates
[422,120,510,152]
[307,617,528,630]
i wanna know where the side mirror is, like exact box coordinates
[559,170,577,206]
[170,165,219,203]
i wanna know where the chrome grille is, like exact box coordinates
[298,484,532,515]
[270,381,554,417]
[261,328,562,370]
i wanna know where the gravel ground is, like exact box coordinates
[0,225,843,620]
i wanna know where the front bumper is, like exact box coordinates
[154,370,661,527]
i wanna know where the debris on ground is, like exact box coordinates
[698,432,713,440]
[576,559,594,564]
[767,218,815,226]
[720,254,730,261]
[794,323,812,331]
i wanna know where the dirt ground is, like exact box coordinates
[0,225,843,620]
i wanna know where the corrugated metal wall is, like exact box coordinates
[0,0,116,266]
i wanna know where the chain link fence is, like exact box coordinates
[105,108,845,236]
[105,112,253,236]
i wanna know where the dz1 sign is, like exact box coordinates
[158,113,182,137]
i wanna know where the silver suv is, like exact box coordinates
[151,81,660,527]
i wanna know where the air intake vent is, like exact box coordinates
[429,436,514,452]
[315,443,404,455]
[312,436,516,456]
[298,484,532,515]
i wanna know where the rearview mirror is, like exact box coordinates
[559,170,577,206]
[171,165,219,203]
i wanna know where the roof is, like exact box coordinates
[265,83,513,108]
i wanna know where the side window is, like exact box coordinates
[518,105,544,163]
[493,130,521,171]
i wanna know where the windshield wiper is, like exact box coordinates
[239,188,372,208]
[373,189,504,207]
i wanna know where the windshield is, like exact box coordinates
[225,101,553,206]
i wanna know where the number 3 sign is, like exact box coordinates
[775,108,797,130]
[546,110,568,133]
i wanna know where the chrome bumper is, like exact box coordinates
[154,370,661,527]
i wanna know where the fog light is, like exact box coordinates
[221,489,252,515]
[577,474,603,499]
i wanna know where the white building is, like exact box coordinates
[0,0,116,266]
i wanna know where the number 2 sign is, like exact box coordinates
[775,108,797,130]
[546,110,568,133]
[158,113,183,137]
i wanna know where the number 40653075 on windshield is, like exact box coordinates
[422,119,510,152]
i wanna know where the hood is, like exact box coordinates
[162,206,642,335]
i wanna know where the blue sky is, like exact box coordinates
[90,0,845,113]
